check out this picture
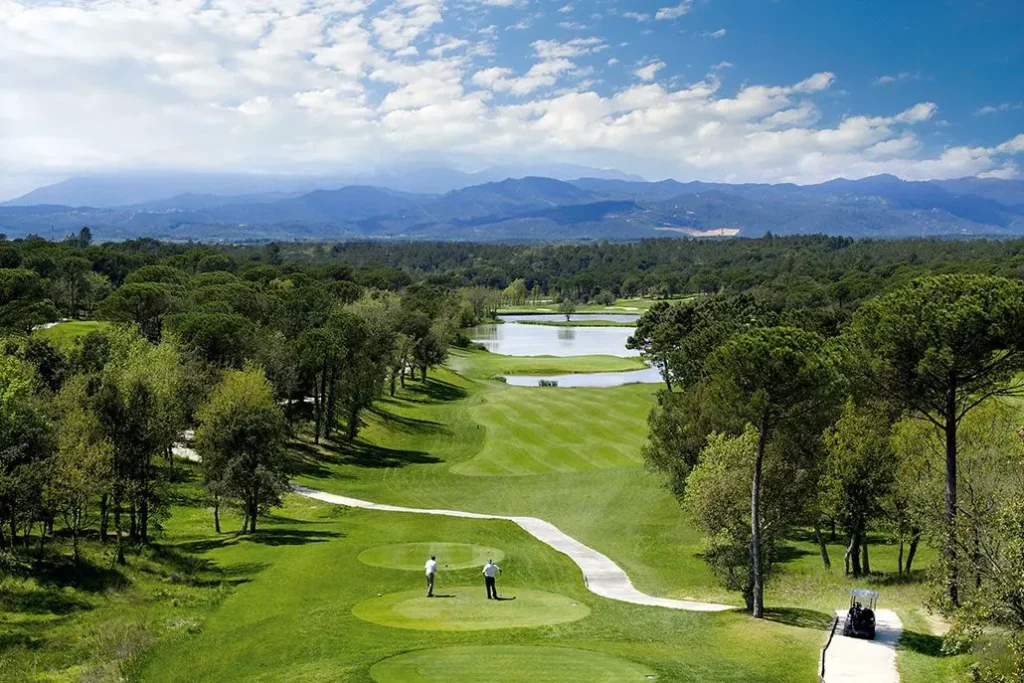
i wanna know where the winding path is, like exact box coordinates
[824,609,903,683]
[292,485,733,612]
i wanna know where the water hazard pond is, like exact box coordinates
[467,314,663,387]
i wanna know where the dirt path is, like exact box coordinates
[292,485,733,612]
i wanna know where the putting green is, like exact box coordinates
[358,542,503,571]
[352,586,590,631]
[371,645,657,682]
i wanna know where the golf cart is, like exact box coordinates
[842,588,878,640]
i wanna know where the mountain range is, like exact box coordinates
[2,172,1023,242]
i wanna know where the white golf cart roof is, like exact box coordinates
[850,588,878,600]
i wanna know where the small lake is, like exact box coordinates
[469,318,639,358]
[468,313,662,387]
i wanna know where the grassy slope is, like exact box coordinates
[136,475,820,683]
[291,350,965,682]
[34,320,112,347]
[1,347,966,681]
[448,348,645,379]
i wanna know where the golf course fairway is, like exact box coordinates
[352,586,590,631]
[358,542,504,571]
[370,646,656,682]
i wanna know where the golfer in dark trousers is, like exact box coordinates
[483,558,501,599]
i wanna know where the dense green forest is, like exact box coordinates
[3,230,1024,680]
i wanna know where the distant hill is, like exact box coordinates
[2,173,1023,242]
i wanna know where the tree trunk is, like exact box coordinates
[897,538,904,577]
[71,510,81,565]
[140,497,149,544]
[845,533,862,577]
[347,402,360,442]
[390,369,397,397]
[248,496,258,533]
[944,387,959,607]
[100,494,109,543]
[660,357,672,391]
[325,366,338,440]
[114,498,126,565]
[213,495,221,534]
[814,523,831,570]
[422,365,428,381]
[129,501,137,540]
[861,533,871,575]
[906,528,921,575]
[750,418,768,619]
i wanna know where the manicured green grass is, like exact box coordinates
[352,586,591,631]
[34,320,112,347]
[448,348,645,380]
[370,646,657,683]
[516,320,636,328]
[452,384,653,475]
[3,334,965,681]
[358,542,503,571]
[132,476,822,683]
[289,354,964,680]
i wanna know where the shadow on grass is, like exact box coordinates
[900,629,946,657]
[290,436,440,471]
[369,406,447,435]
[0,583,95,615]
[764,607,834,630]
[774,543,814,564]
[401,378,467,404]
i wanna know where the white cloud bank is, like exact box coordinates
[0,0,1022,197]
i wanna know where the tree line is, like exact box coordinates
[631,275,1024,678]
[0,247,464,566]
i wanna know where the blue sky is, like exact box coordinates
[0,0,1022,198]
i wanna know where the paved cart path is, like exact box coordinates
[823,609,903,683]
[293,485,733,612]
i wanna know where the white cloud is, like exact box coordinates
[559,4,573,13]
[894,102,937,124]
[975,103,1022,116]
[634,60,666,82]
[705,28,726,38]
[655,1,692,20]
[623,11,650,22]
[873,72,920,86]
[0,0,1022,195]
[532,37,606,59]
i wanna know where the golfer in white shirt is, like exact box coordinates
[483,558,501,599]
[425,555,438,597]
